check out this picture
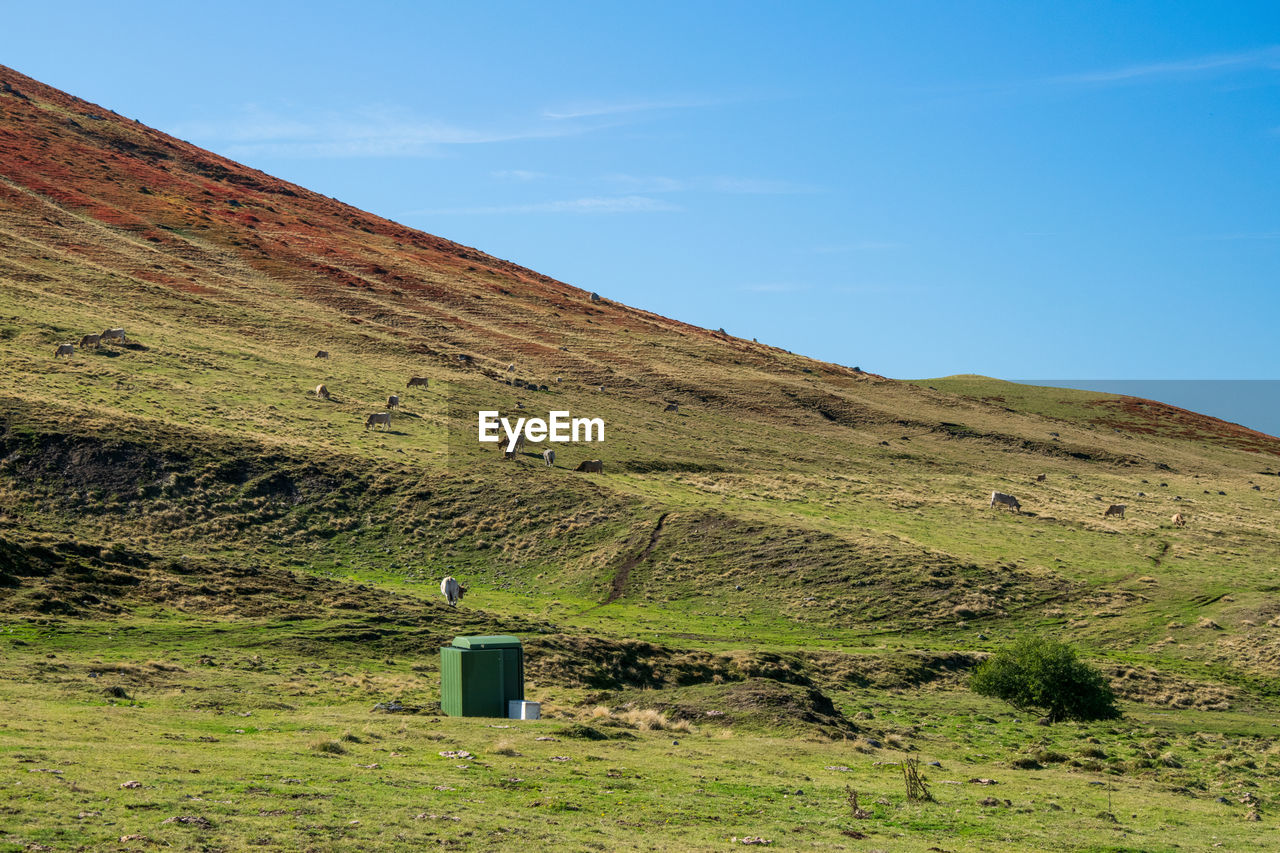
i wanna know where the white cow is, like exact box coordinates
[990,491,1021,513]
[441,576,465,607]
[543,448,555,467]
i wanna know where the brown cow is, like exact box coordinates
[1171,512,1186,527]
[575,459,604,473]
[407,376,430,388]
[503,433,526,459]
[79,333,101,349]
[54,343,75,358]
[314,384,330,400]
[1105,504,1126,519]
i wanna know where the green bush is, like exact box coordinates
[970,636,1119,722]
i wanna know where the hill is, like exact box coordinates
[2,64,1279,851]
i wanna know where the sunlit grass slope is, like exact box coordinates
[2,63,1280,850]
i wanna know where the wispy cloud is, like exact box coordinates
[603,173,818,195]
[1051,45,1280,86]
[542,96,726,120]
[168,104,605,159]
[169,93,737,159]
[410,196,680,216]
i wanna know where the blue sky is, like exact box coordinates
[5,2,1279,379]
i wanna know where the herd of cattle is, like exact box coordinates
[311,360,607,472]
[58,335,1249,515]
[991,479,1191,526]
[57,332,610,473]
[53,327,127,356]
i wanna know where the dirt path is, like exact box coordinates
[606,512,669,604]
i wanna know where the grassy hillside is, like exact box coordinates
[2,64,1280,850]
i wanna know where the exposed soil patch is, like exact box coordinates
[529,633,982,694]
[0,429,183,497]
[607,513,668,603]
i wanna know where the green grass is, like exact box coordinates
[3,70,1280,849]
[3,617,1278,852]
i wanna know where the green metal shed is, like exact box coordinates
[440,635,524,717]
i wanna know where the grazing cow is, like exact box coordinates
[575,459,604,473]
[664,403,679,412]
[314,384,330,400]
[315,350,329,359]
[407,376,430,388]
[989,491,1021,513]
[1036,473,1047,482]
[1172,512,1186,527]
[365,412,392,430]
[387,394,399,410]
[54,343,75,358]
[79,333,101,349]
[589,292,601,302]
[100,328,126,344]
[440,576,465,607]
[1105,504,1126,519]
[503,433,526,459]
[543,448,555,467]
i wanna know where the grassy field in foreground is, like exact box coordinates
[3,616,1278,853]
[3,64,1280,851]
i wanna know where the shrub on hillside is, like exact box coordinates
[970,636,1119,723]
